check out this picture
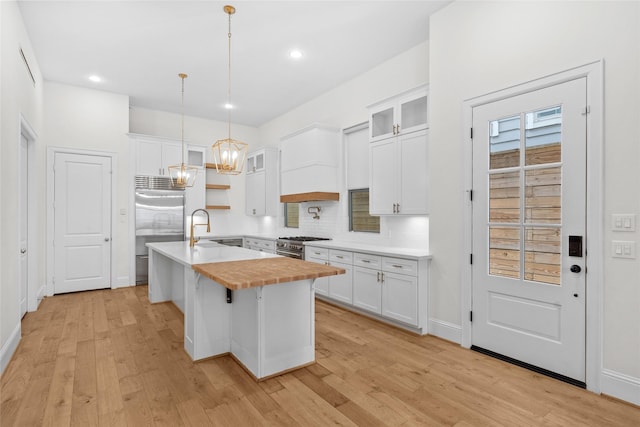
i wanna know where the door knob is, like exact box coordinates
[570,264,581,273]
[20,248,26,254]
[105,237,110,242]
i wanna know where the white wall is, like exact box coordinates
[129,107,261,235]
[259,41,430,248]
[0,0,44,373]
[42,82,130,285]
[429,0,639,402]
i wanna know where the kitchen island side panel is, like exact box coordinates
[148,249,183,305]
[189,272,231,360]
[230,287,260,375]
[261,280,315,377]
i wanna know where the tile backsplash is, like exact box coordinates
[271,200,429,251]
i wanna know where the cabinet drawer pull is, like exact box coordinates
[314,251,321,255]
[361,259,370,263]
[335,255,343,259]
[392,264,404,268]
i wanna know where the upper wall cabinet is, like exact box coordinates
[246,148,278,216]
[368,84,428,143]
[131,133,183,177]
[368,86,429,215]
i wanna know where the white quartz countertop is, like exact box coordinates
[302,240,432,260]
[146,241,279,267]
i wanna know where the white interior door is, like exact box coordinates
[19,134,28,318]
[472,78,587,383]
[54,152,112,293]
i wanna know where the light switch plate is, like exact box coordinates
[612,214,636,231]
[612,240,636,259]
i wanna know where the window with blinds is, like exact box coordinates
[349,189,380,233]
[284,203,299,228]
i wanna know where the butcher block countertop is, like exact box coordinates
[192,257,345,290]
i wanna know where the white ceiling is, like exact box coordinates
[18,1,451,127]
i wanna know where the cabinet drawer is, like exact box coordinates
[382,257,417,276]
[306,246,328,260]
[329,249,353,264]
[353,252,382,269]
[256,240,274,250]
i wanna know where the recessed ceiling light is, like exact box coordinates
[289,50,303,59]
[224,103,233,109]
[88,75,102,83]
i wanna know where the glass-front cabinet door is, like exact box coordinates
[368,85,428,143]
[246,150,265,174]
[399,92,428,135]
[370,102,396,141]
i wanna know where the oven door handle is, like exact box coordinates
[276,249,303,259]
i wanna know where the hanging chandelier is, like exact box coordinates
[168,73,198,187]
[212,4,248,175]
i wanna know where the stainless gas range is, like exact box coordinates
[276,236,330,260]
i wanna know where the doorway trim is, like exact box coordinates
[460,60,603,393]
[46,146,119,296]
[18,114,41,312]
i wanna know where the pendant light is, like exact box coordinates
[168,73,198,188]
[212,4,248,175]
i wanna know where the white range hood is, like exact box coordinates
[280,123,340,203]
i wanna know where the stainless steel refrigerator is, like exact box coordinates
[135,176,184,284]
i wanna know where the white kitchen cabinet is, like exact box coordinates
[187,145,206,169]
[327,250,353,304]
[369,129,429,215]
[246,150,266,173]
[246,148,278,216]
[329,262,353,304]
[353,252,382,313]
[368,85,429,216]
[306,243,430,334]
[368,85,428,143]
[135,136,183,176]
[353,266,382,314]
[381,271,418,326]
[306,257,329,296]
[243,237,275,254]
[354,254,418,325]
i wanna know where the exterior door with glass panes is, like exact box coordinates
[471,78,587,383]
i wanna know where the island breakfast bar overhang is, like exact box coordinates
[146,242,345,380]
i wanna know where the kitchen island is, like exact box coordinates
[146,241,344,380]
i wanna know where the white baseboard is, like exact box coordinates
[115,275,134,288]
[428,318,462,344]
[601,369,640,406]
[0,322,21,376]
[37,283,45,306]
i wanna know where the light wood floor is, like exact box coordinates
[1,286,638,426]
